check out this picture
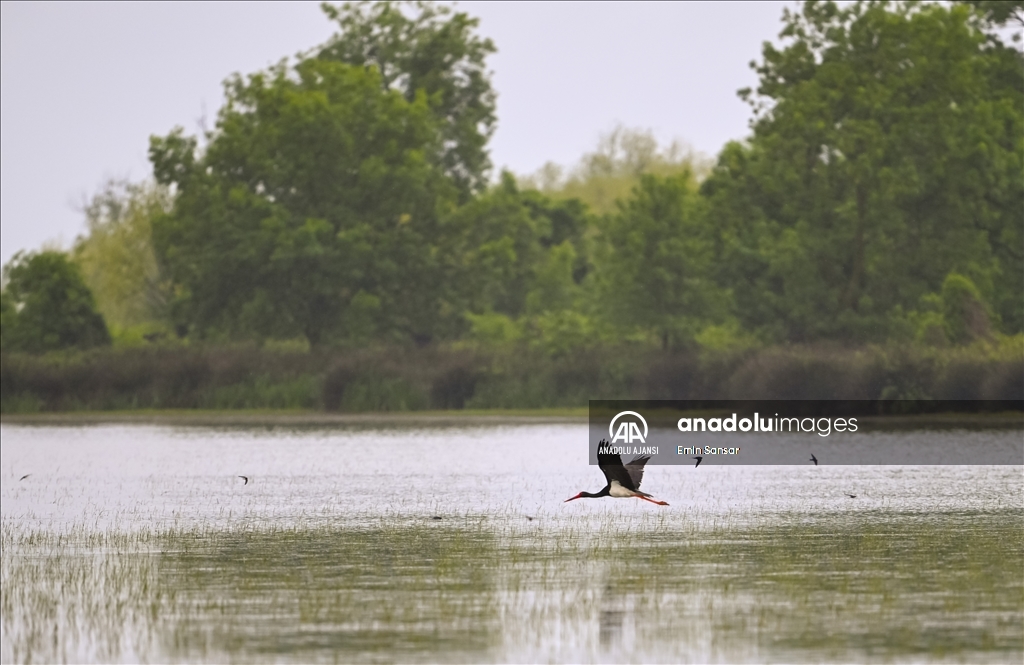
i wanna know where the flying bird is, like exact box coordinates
[18,474,30,481]
[238,476,249,485]
[810,454,818,466]
[565,439,669,506]
[693,456,703,468]
[846,494,857,498]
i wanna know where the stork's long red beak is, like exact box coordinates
[564,493,583,502]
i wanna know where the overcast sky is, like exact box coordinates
[1,1,790,265]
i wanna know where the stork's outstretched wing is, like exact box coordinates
[624,455,651,490]
[596,439,651,492]
[596,439,634,490]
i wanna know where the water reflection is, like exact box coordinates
[598,582,625,650]
[157,526,499,661]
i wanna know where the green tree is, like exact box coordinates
[150,56,454,347]
[73,179,173,331]
[593,172,725,349]
[1,251,110,353]
[703,0,1023,341]
[443,173,591,322]
[318,1,496,199]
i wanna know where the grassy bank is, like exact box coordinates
[0,408,589,426]
[1,340,1021,414]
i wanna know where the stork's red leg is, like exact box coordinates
[635,495,669,506]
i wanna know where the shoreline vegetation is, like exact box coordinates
[2,341,1020,416]
[1,411,1020,430]
[0,408,587,425]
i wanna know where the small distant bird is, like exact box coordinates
[693,456,703,468]
[18,474,30,481]
[846,494,857,498]
[525,516,535,521]
[238,476,249,485]
[810,454,818,466]
[431,515,443,520]
[565,439,669,506]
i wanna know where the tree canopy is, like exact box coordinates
[318,1,497,199]
[149,1,504,347]
[73,179,173,331]
[593,171,725,349]
[702,0,1023,342]
[151,56,458,346]
[1,251,110,353]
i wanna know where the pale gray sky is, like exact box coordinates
[1,1,789,265]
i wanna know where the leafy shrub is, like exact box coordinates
[1,251,110,353]
[941,273,992,345]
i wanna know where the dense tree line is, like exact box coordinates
[3,0,1021,355]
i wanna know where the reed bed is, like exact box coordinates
[2,341,1021,413]
[3,507,1021,663]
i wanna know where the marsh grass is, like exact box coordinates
[3,509,1021,663]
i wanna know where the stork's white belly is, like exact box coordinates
[608,480,637,498]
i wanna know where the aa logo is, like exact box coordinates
[609,411,648,444]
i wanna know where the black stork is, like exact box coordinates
[565,439,669,506]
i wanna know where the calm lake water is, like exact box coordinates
[1,420,1022,663]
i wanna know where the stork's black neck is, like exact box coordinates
[580,486,611,499]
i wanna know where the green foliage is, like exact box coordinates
[203,374,322,410]
[526,240,588,316]
[593,172,726,349]
[99,322,183,349]
[318,0,497,199]
[693,321,761,353]
[150,0,501,347]
[150,55,454,347]
[444,173,592,320]
[909,293,948,346]
[72,179,173,331]
[0,291,14,352]
[941,272,992,344]
[1,251,110,353]
[525,310,596,357]
[520,125,712,214]
[909,275,996,348]
[958,0,1024,29]
[464,312,522,346]
[705,0,1024,342]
